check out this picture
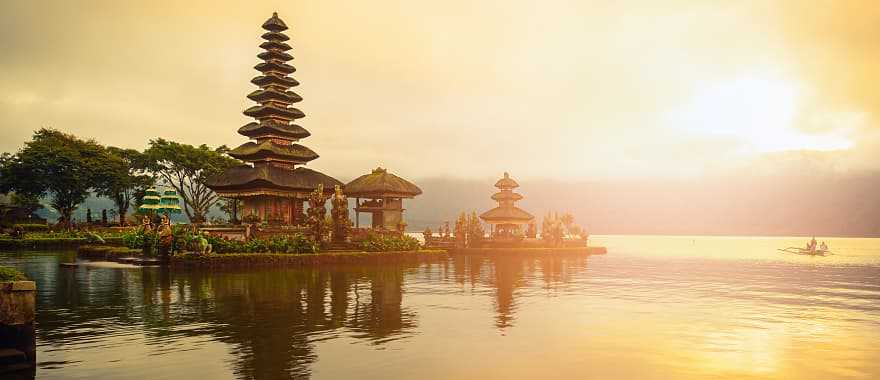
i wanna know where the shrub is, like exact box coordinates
[361,232,421,252]
[121,229,146,249]
[13,224,48,232]
[204,234,317,254]
[0,266,27,282]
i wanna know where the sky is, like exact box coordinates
[2,0,878,183]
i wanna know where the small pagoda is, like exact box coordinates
[479,172,534,237]
[345,168,422,231]
[207,13,341,225]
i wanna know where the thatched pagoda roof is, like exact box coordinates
[255,61,296,75]
[251,75,299,88]
[491,191,523,202]
[262,12,288,32]
[494,172,519,189]
[257,50,293,62]
[228,140,318,163]
[260,41,292,51]
[261,31,289,42]
[243,104,305,120]
[479,206,534,224]
[246,89,302,103]
[206,165,341,193]
[344,167,422,198]
[238,121,310,140]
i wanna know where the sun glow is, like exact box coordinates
[667,76,854,154]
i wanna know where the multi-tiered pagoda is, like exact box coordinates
[479,172,534,237]
[207,13,341,225]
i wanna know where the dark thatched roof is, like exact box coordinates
[479,206,534,223]
[252,75,299,88]
[238,121,310,140]
[206,165,342,192]
[228,140,318,163]
[344,167,422,198]
[243,105,305,120]
[262,12,288,32]
[491,191,523,202]
[255,61,296,75]
[260,41,292,51]
[494,172,519,189]
[257,50,293,62]
[261,31,289,42]
[246,89,302,104]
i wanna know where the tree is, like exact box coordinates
[560,213,575,235]
[219,197,241,224]
[8,193,43,217]
[143,139,239,223]
[0,129,107,227]
[454,212,468,248]
[466,211,484,248]
[95,147,154,226]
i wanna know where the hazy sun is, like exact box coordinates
[668,75,854,153]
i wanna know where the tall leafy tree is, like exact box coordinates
[144,139,239,223]
[0,129,107,226]
[94,147,154,225]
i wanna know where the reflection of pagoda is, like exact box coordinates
[479,172,534,237]
[207,13,341,224]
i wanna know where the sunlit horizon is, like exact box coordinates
[1,0,878,181]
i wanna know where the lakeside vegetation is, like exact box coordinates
[0,128,240,227]
[0,266,27,282]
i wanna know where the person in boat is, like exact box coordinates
[819,241,828,251]
[809,236,817,251]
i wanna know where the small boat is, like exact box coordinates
[777,247,832,256]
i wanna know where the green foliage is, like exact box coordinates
[0,129,112,226]
[95,147,154,226]
[12,223,48,232]
[204,234,317,254]
[466,211,485,248]
[0,266,27,282]
[360,232,421,252]
[143,139,241,223]
[121,228,146,249]
[8,193,43,216]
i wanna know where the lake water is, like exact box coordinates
[2,235,879,379]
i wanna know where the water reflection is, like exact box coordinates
[3,237,879,380]
[13,252,591,379]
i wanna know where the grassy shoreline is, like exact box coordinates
[0,237,124,250]
[75,244,447,267]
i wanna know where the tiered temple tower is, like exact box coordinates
[479,172,534,237]
[207,13,341,225]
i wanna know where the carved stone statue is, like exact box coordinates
[423,226,433,245]
[157,214,174,258]
[141,215,153,233]
[330,185,351,243]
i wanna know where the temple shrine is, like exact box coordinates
[479,172,534,238]
[344,168,422,231]
[207,13,341,225]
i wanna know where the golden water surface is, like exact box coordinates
[1,235,879,379]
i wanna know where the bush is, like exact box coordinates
[204,234,317,254]
[0,266,27,282]
[121,229,146,249]
[361,232,421,252]
[13,224,48,232]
